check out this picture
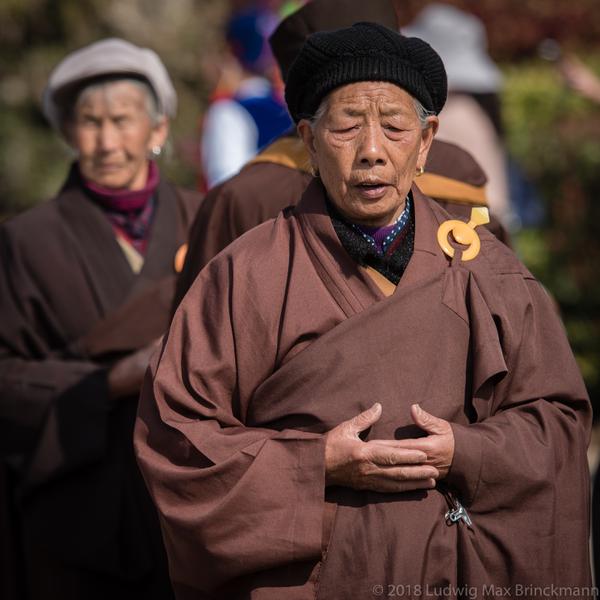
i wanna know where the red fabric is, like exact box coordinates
[82,161,160,255]
[82,160,159,212]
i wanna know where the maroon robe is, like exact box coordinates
[0,167,201,600]
[136,179,591,599]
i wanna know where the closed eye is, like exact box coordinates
[332,125,359,134]
[382,123,410,140]
[79,115,101,127]
[113,116,132,126]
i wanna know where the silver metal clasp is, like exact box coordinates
[444,493,473,529]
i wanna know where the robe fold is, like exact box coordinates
[0,169,201,600]
[136,179,591,599]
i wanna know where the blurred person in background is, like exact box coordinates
[174,0,509,309]
[200,5,293,189]
[0,38,201,600]
[403,3,517,230]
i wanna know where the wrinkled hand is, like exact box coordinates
[386,404,455,479]
[108,338,162,400]
[324,403,438,493]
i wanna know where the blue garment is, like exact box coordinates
[236,93,293,150]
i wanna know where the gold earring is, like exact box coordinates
[415,165,425,177]
[309,164,320,177]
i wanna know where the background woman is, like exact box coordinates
[0,38,201,600]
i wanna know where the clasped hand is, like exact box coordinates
[324,403,455,493]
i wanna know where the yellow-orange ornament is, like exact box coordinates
[436,207,490,262]
[174,243,188,273]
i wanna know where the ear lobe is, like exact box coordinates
[427,115,439,137]
[297,119,317,158]
[417,116,438,165]
[151,116,169,148]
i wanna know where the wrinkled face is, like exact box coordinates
[298,82,438,227]
[67,81,168,190]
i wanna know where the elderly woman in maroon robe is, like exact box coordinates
[136,23,592,600]
[0,39,201,600]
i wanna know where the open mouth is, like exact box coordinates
[355,182,389,199]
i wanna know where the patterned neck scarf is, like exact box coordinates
[353,197,412,255]
[328,194,415,285]
[81,161,160,255]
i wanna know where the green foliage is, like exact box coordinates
[505,57,600,411]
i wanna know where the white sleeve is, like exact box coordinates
[201,99,259,189]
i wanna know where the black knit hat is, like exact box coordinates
[269,0,398,82]
[285,22,447,123]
